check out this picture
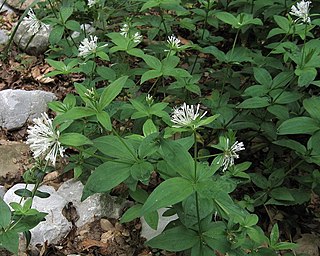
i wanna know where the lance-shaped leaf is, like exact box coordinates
[99,76,128,110]
[141,177,194,214]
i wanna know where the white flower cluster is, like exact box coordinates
[219,139,245,172]
[26,113,65,166]
[23,9,49,35]
[171,103,207,128]
[290,0,311,24]
[119,23,143,43]
[120,23,129,37]
[166,35,181,51]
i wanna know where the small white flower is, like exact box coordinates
[133,32,143,43]
[88,0,98,8]
[120,23,129,37]
[26,113,65,166]
[289,0,311,24]
[23,9,49,35]
[84,87,96,100]
[166,35,181,50]
[78,35,99,57]
[71,23,96,39]
[146,94,154,105]
[171,103,207,128]
[219,139,245,172]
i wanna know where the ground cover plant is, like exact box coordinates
[1,0,320,255]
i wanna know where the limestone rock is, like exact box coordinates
[0,29,9,45]
[0,89,56,130]
[5,0,34,10]
[0,140,29,179]
[0,185,6,198]
[140,208,179,241]
[0,0,14,13]
[57,179,130,228]
[3,183,72,246]
[13,20,51,55]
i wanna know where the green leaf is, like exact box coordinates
[270,187,295,201]
[49,25,64,45]
[53,107,96,125]
[99,76,128,110]
[96,66,116,81]
[60,133,92,146]
[146,225,199,251]
[216,12,238,27]
[35,190,51,199]
[60,7,73,22]
[142,55,162,70]
[93,135,136,161]
[161,140,195,180]
[277,117,320,135]
[303,97,320,120]
[96,111,112,131]
[143,119,158,137]
[120,204,143,223]
[65,20,80,31]
[141,70,162,84]
[142,177,194,214]
[130,161,154,183]
[237,97,270,108]
[0,197,11,228]
[0,230,19,254]
[273,139,306,155]
[253,67,272,86]
[203,221,229,253]
[129,188,149,203]
[14,189,32,198]
[82,162,132,200]
[144,210,159,230]
[270,223,279,246]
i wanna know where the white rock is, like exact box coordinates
[13,20,52,55]
[0,29,9,45]
[57,179,129,227]
[0,89,56,130]
[0,185,6,199]
[57,179,102,228]
[0,0,14,13]
[140,208,179,241]
[3,183,72,246]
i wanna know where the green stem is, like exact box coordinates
[285,159,304,176]
[230,29,239,59]
[190,0,211,75]
[193,131,203,248]
[300,23,308,68]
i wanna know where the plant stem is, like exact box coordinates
[190,0,211,75]
[193,131,203,248]
[300,23,308,68]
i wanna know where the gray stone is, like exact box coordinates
[0,29,9,45]
[3,183,72,246]
[0,140,29,178]
[0,0,14,13]
[0,185,6,198]
[5,0,34,10]
[0,89,56,130]
[140,208,179,241]
[13,20,51,55]
[57,179,129,228]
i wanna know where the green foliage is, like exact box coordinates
[6,0,320,254]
